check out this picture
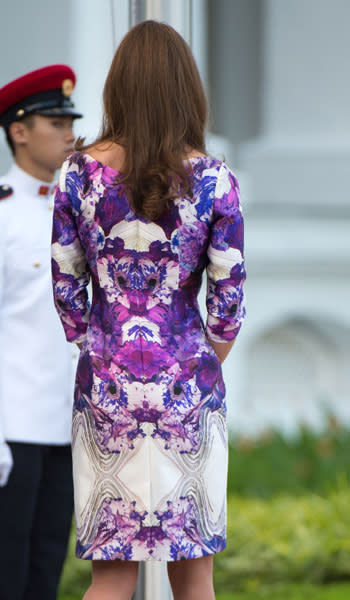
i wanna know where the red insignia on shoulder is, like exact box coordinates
[0,184,13,200]
[38,185,50,196]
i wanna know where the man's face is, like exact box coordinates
[20,114,75,171]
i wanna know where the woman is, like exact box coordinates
[51,20,245,600]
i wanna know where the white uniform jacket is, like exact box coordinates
[0,164,76,457]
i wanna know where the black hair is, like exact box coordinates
[4,114,36,157]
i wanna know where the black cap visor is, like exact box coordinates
[37,106,83,119]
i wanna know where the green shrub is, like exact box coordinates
[217,582,350,600]
[58,526,90,599]
[215,482,350,593]
[227,421,350,498]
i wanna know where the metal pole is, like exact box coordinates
[129,0,147,26]
[132,560,146,600]
[128,2,198,598]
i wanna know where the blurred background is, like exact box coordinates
[1,1,350,599]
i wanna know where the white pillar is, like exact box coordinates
[68,0,129,142]
[191,0,208,91]
[131,0,192,41]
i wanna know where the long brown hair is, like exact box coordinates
[77,20,208,220]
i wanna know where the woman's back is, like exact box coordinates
[51,148,245,561]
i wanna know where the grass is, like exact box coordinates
[58,528,90,599]
[217,582,350,599]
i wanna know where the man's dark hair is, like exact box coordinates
[5,114,36,157]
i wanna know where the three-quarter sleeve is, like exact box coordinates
[51,158,90,344]
[206,162,246,343]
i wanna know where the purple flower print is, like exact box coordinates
[177,221,209,272]
[135,525,167,548]
[207,279,243,320]
[156,498,205,556]
[51,191,77,245]
[79,498,145,560]
[196,352,221,397]
[211,213,244,253]
[191,168,217,220]
[82,155,103,180]
[75,352,93,395]
[213,167,240,217]
[116,341,171,380]
[95,189,130,235]
[97,248,178,310]
[92,403,139,452]
[156,379,204,452]
[155,202,180,239]
[52,152,245,561]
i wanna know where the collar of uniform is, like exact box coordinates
[8,163,56,198]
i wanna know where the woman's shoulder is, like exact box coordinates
[187,154,236,184]
[187,156,240,213]
[62,150,90,171]
[81,143,125,174]
[62,149,112,179]
[58,151,103,193]
[197,156,238,183]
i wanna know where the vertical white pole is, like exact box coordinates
[191,0,208,92]
[68,0,129,142]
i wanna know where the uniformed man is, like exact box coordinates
[0,65,82,600]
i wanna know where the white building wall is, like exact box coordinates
[209,0,350,435]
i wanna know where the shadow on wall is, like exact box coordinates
[208,0,263,146]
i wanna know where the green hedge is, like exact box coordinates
[59,531,90,599]
[227,420,350,498]
[215,482,350,593]
[217,583,350,600]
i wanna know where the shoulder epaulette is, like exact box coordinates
[0,184,13,201]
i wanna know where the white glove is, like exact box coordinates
[0,441,13,487]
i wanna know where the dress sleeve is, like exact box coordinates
[51,158,90,344]
[206,162,246,343]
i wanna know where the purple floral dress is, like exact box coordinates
[51,152,245,561]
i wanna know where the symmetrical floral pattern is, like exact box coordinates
[52,152,245,561]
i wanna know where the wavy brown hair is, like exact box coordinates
[76,20,208,220]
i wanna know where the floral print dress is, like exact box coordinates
[51,152,245,561]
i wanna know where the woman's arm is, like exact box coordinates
[51,158,90,344]
[205,163,246,352]
[209,339,235,364]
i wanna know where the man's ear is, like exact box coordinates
[8,121,30,147]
